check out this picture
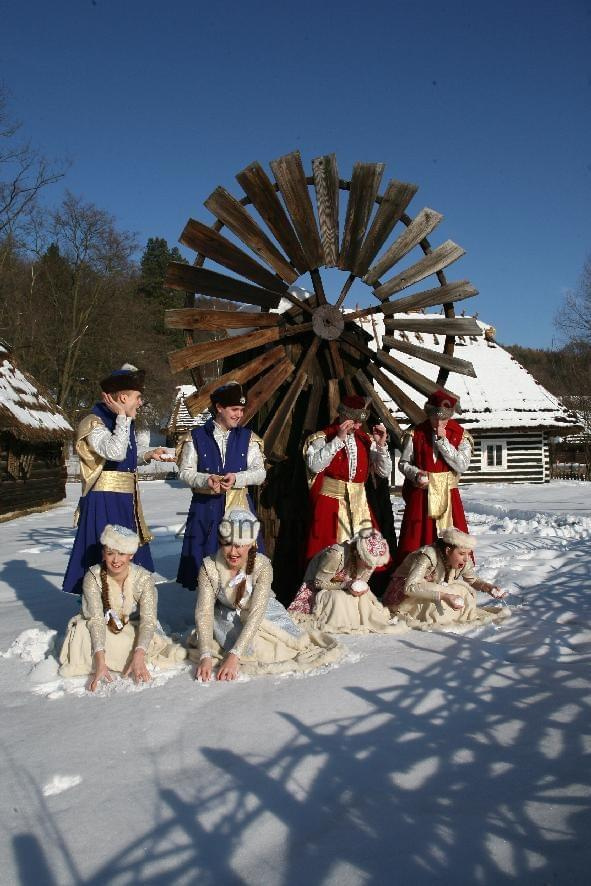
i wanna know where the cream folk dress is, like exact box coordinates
[188,550,343,675]
[293,541,402,635]
[386,544,511,631]
[59,563,186,676]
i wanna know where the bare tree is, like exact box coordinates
[0,86,66,239]
[555,255,591,344]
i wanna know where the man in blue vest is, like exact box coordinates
[62,364,168,594]
[176,381,266,590]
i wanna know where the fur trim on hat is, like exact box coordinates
[438,527,477,550]
[210,381,247,408]
[355,530,390,567]
[218,508,260,545]
[100,524,140,555]
[337,395,370,422]
[100,364,145,394]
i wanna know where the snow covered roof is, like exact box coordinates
[354,313,581,432]
[165,385,208,433]
[0,345,73,442]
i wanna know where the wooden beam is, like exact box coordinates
[168,327,280,374]
[365,362,426,426]
[302,379,323,436]
[374,240,465,300]
[165,263,282,309]
[165,308,280,331]
[180,219,287,294]
[242,356,295,424]
[312,153,340,267]
[185,346,286,415]
[374,349,459,400]
[236,161,309,273]
[264,337,320,455]
[383,316,483,337]
[338,162,384,272]
[354,370,403,445]
[270,151,324,269]
[204,186,298,283]
[382,335,476,377]
[364,207,443,285]
[381,279,478,315]
[327,378,340,423]
[353,179,418,278]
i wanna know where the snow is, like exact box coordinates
[0,348,73,437]
[1,480,591,883]
[353,313,580,432]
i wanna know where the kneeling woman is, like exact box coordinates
[289,531,401,635]
[59,524,186,690]
[382,527,509,630]
[191,509,343,681]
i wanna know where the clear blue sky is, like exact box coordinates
[2,0,590,347]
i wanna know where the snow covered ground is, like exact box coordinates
[1,480,590,885]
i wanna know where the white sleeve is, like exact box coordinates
[306,435,345,474]
[369,443,392,479]
[178,440,210,489]
[87,416,132,462]
[398,434,421,483]
[435,436,472,474]
[233,440,266,488]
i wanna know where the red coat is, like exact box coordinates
[394,419,469,566]
[305,424,379,561]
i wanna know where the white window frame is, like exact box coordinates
[481,439,507,472]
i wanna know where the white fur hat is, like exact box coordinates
[355,529,390,567]
[218,509,260,546]
[439,527,477,550]
[100,524,139,555]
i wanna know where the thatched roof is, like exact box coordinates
[0,345,73,443]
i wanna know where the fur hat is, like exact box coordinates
[100,524,140,555]
[439,527,477,550]
[424,389,459,419]
[100,363,145,394]
[210,381,247,408]
[337,394,370,422]
[218,509,260,546]
[355,529,390,567]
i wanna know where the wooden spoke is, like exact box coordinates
[180,219,287,294]
[312,154,340,267]
[263,337,320,455]
[339,162,384,272]
[309,268,328,306]
[327,378,340,422]
[382,335,476,377]
[381,280,478,315]
[365,363,427,426]
[383,316,482,336]
[354,370,403,444]
[280,321,315,338]
[242,356,295,424]
[303,379,323,436]
[334,273,355,309]
[165,263,282,309]
[374,240,465,300]
[270,151,324,269]
[165,308,280,331]
[353,180,418,278]
[204,186,297,283]
[375,349,458,400]
[364,207,443,285]
[236,162,309,273]
[344,304,382,323]
[327,339,345,377]
[185,346,286,415]
[168,327,280,374]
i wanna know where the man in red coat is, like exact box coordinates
[394,389,473,566]
[304,395,392,562]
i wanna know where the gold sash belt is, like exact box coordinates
[320,476,364,500]
[192,486,248,514]
[91,470,153,545]
[427,472,458,531]
[320,476,372,541]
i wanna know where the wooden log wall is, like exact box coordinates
[461,429,549,485]
[0,434,67,517]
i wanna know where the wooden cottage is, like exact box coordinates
[163,384,205,447]
[358,314,581,484]
[0,344,73,519]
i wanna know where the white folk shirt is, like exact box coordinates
[399,431,472,484]
[87,415,150,464]
[306,433,392,482]
[178,422,266,489]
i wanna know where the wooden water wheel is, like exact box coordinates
[164,151,481,600]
